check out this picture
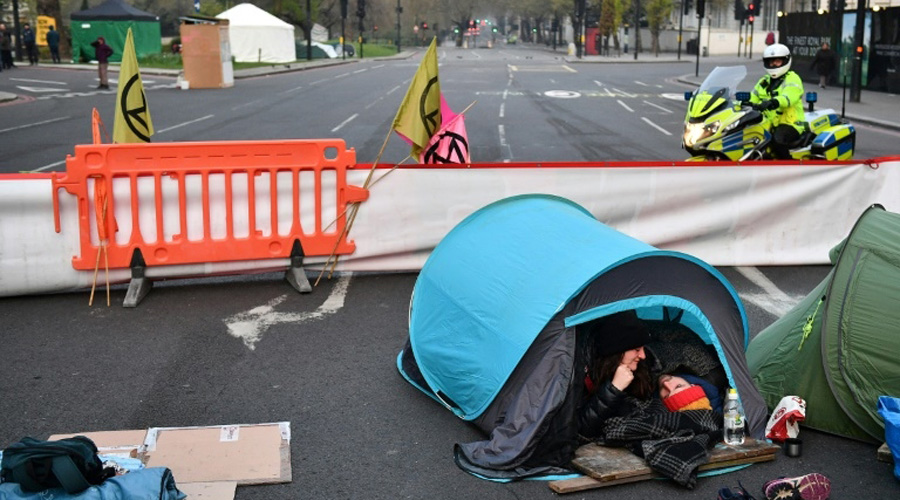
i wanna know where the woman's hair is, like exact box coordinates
[590,350,653,400]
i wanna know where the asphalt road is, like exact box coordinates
[1,42,899,172]
[1,44,899,499]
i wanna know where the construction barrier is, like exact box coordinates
[3,156,900,302]
[50,139,368,305]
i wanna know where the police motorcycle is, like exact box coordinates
[682,66,855,161]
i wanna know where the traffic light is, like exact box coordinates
[356,0,365,18]
[421,22,428,29]
[684,0,693,16]
[697,0,706,17]
[734,0,745,20]
[747,2,756,16]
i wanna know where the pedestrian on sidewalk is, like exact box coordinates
[0,24,14,69]
[46,25,60,64]
[91,36,113,89]
[23,23,38,65]
[811,42,836,89]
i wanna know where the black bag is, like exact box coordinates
[0,436,114,494]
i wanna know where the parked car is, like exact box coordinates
[332,43,355,57]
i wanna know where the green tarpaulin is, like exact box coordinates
[70,0,161,63]
[748,205,900,442]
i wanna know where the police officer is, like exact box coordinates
[750,43,806,160]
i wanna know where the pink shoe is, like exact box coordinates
[763,473,831,500]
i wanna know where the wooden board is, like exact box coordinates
[550,438,779,494]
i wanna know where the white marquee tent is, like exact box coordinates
[216,3,295,63]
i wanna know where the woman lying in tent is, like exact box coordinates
[576,310,725,489]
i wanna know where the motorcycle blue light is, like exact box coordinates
[735,91,751,102]
[806,92,818,103]
[684,91,694,101]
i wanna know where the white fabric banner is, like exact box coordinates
[2,160,898,297]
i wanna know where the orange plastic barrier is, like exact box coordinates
[52,139,368,275]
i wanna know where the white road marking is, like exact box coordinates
[231,98,264,110]
[373,64,385,69]
[739,292,805,318]
[617,100,634,112]
[613,88,637,98]
[386,84,402,95]
[16,85,63,93]
[736,266,800,317]
[0,115,71,134]
[562,65,577,73]
[643,100,673,113]
[662,92,689,101]
[32,159,66,172]
[335,72,351,79]
[498,124,507,146]
[311,78,329,85]
[11,77,67,85]
[353,68,367,74]
[642,116,672,135]
[635,81,649,86]
[331,113,358,132]
[280,85,304,94]
[224,273,352,350]
[594,80,604,87]
[499,102,505,118]
[156,114,214,134]
[545,90,581,98]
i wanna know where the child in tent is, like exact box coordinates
[658,373,723,414]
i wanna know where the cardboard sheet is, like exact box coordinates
[143,422,291,485]
[178,481,237,500]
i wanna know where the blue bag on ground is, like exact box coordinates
[0,467,185,500]
[877,395,900,480]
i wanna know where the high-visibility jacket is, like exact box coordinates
[750,70,806,133]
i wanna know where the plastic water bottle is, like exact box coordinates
[723,388,746,445]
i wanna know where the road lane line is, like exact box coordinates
[156,114,214,134]
[373,64,385,69]
[0,115,71,134]
[10,77,67,85]
[594,80,604,87]
[231,98,264,110]
[643,100,673,113]
[386,84,402,95]
[635,81,649,86]
[311,78,329,85]
[280,85,304,94]
[613,88,637,97]
[499,102,505,118]
[331,113,358,132]
[641,117,672,135]
[32,160,66,172]
[353,68,367,74]
[617,100,634,112]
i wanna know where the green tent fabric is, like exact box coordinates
[70,0,161,63]
[748,205,900,442]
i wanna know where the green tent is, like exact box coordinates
[748,205,900,442]
[70,0,161,63]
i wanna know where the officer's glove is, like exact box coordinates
[758,99,780,111]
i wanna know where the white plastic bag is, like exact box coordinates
[765,395,807,441]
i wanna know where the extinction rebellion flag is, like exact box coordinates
[392,37,441,158]
[113,28,154,143]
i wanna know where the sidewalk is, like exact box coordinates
[0,50,417,103]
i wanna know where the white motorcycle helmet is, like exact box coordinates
[762,43,792,79]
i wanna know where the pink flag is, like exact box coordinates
[420,97,470,164]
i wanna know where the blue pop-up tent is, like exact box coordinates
[397,194,766,480]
